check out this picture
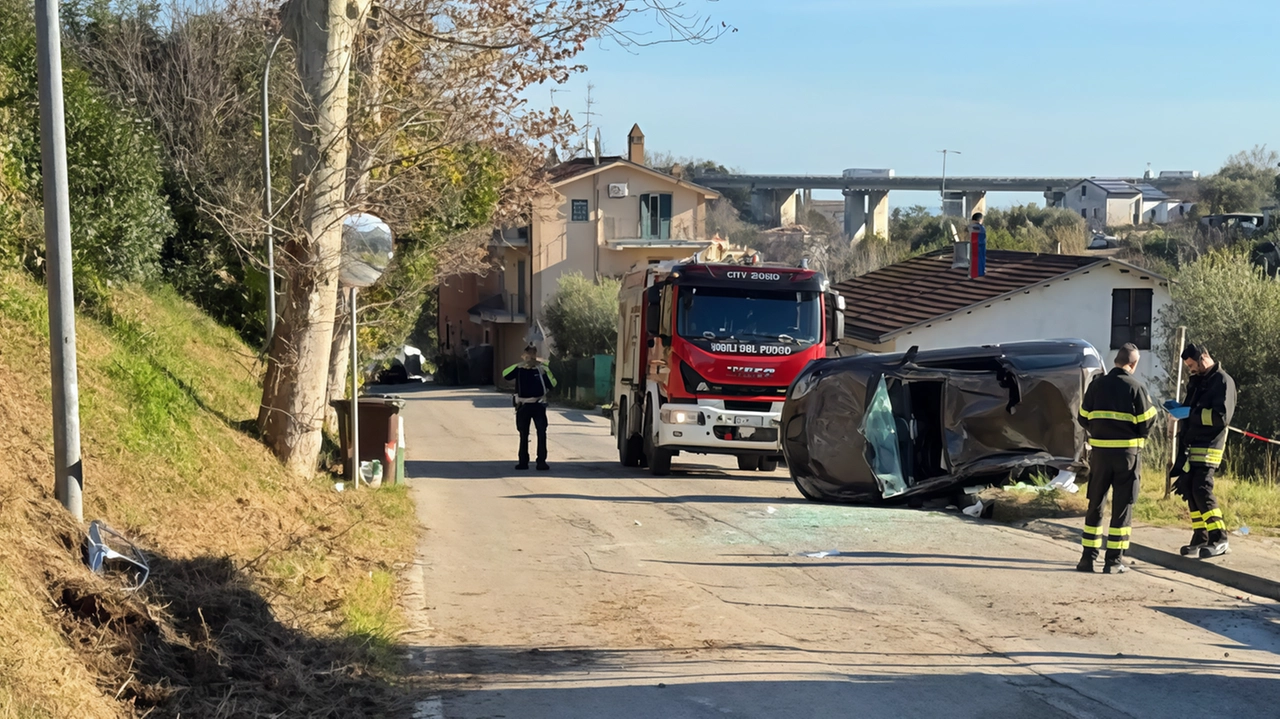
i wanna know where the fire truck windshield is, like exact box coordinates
[677,287,821,345]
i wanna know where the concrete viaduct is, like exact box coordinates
[692,173,1187,240]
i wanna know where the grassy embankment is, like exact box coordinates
[0,269,419,717]
[986,459,1280,537]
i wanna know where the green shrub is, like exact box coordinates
[1159,249,1280,477]
[544,272,620,359]
[0,0,173,289]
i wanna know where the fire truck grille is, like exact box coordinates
[681,363,789,399]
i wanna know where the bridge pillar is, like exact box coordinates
[867,191,890,241]
[749,188,792,227]
[964,192,987,218]
[781,189,810,226]
[942,191,965,217]
[750,188,765,223]
[843,189,867,241]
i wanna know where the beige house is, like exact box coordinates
[438,125,721,382]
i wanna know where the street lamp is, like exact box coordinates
[36,0,83,520]
[938,149,961,201]
[262,35,283,342]
[341,213,393,488]
[938,149,963,217]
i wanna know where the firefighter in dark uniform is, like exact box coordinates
[1076,343,1157,574]
[1168,344,1237,559]
[503,344,558,471]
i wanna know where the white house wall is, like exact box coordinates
[1061,183,1111,230]
[1106,196,1141,227]
[877,265,1173,393]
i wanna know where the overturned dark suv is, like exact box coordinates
[782,340,1103,504]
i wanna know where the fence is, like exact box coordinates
[549,354,615,407]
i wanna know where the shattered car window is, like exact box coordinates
[861,376,907,498]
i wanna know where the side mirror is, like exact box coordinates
[645,285,661,337]
[827,292,846,346]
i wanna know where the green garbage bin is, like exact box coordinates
[329,395,406,485]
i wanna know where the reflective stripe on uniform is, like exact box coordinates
[1189,447,1224,466]
[1190,511,1205,530]
[1203,508,1226,532]
[1201,408,1213,426]
[1088,437,1146,449]
[1081,408,1158,423]
[1107,526,1132,551]
[1081,524,1103,549]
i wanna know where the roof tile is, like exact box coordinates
[833,249,1102,343]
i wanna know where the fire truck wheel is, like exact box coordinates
[617,399,643,467]
[737,456,761,472]
[758,458,779,472]
[643,403,673,476]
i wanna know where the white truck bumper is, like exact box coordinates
[654,402,782,454]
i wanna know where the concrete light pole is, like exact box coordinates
[35,0,83,520]
[261,35,284,342]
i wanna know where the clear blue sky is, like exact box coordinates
[546,0,1279,206]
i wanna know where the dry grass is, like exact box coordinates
[1135,462,1280,537]
[980,485,1091,524]
[0,272,419,717]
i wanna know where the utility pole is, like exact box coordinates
[35,0,83,520]
[262,34,284,342]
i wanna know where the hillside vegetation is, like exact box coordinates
[0,270,417,717]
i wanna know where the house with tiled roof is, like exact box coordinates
[1060,178,1190,229]
[832,248,1173,387]
[437,124,721,383]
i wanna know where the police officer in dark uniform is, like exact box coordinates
[1168,344,1237,558]
[1076,343,1157,574]
[503,344,558,471]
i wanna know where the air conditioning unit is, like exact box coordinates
[608,183,629,198]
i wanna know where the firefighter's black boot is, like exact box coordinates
[1200,531,1230,559]
[1075,549,1097,573]
[1103,550,1128,574]
[1180,530,1208,557]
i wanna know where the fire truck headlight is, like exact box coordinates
[660,408,699,425]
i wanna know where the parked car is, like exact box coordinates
[781,340,1103,504]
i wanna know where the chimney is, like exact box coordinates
[951,240,971,270]
[628,124,645,165]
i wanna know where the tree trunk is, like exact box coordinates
[323,20,384,428]
[324,288,352,436]
[258,0,369,477]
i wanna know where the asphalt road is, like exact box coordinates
[397,385,1280,719]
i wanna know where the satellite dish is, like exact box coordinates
[340,213,393,288]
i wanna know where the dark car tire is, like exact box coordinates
[737,455,761,472]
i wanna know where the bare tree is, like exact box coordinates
[78,0,732,476]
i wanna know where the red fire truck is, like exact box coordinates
[612,252,846,475]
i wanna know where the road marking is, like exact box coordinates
[413,697,443,719]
